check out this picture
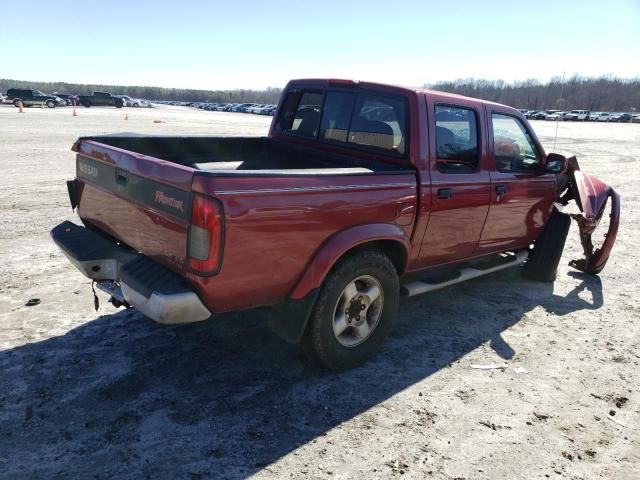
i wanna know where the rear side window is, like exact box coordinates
[435,105,479,173]
[277,89,408,156]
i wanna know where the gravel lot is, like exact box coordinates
[0,104,638,480]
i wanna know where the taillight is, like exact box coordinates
[188,194,223,275]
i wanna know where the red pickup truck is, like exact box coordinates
[52,79,620,370]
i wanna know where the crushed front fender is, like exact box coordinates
[562,158,621,274]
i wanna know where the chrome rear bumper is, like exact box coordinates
[51,221,211,324]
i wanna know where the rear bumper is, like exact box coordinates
[50,221,211,324]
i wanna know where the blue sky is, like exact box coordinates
[1,0,638,90]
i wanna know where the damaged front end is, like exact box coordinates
[554,155,621,274]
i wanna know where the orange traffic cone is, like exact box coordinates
[72,100,77,117]
[17,100,24,113]
[125,112,128,120]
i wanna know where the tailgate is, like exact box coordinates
[74,139,195,274]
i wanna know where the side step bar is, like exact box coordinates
[401,250,528,298]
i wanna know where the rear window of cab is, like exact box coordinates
[276,89,408,156]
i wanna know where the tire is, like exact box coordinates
[115,102,123,109]
[82,101,91,108]
[524,209,571,282]
[46,100,56,108]
[302,249,399,370]
[13,99,21,107]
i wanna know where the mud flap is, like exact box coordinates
[269,288,320,343]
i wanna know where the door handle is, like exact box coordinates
[396,204,416,217]
[437,188,453,199]
[495,185,507,196]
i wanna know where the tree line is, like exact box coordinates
[2,75,638,111]
[0,79,284,104]
[428,75,640,112]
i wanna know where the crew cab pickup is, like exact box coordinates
[78,91,124,108]
[52,79,620,370]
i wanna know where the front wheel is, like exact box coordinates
[524,209,571,282]
[46,100,56,108]
[303,249,399,370]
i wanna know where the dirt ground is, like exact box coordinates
[0,104,638,480]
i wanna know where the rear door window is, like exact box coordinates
[434,105,479,173]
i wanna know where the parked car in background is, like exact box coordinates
[610,113,633,123]
[529,111,547,120]
[596,112,612,122]
[6,88,65,108]
[53,93,80,106]
[233,103,256,112]
[632,115,640,124]
[115,95,143,107]
[544,110,564,120]
[564,110,590,121]
[256,105,276,115]
[78,92,124,108]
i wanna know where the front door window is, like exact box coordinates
[491,114,541,172]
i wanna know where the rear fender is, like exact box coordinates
[562,158,620,274]
[289,223,411,300]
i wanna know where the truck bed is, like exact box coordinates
[80,135,408,174]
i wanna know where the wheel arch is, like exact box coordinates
[270,223,409,344]
[289,223,410,301]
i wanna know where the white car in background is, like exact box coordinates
[565,110,590,121]
[116,95,143,107]
[544,110,564,120]
[596,112,612,122]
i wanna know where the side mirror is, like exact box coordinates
[545,153,568,174]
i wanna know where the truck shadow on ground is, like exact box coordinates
[0,268,602,479]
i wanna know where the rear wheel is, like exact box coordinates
[524,209,571,282]
[46,100,56,108]
[303,249,399,370]
[82,101,91,108]
[13,99,21,107]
